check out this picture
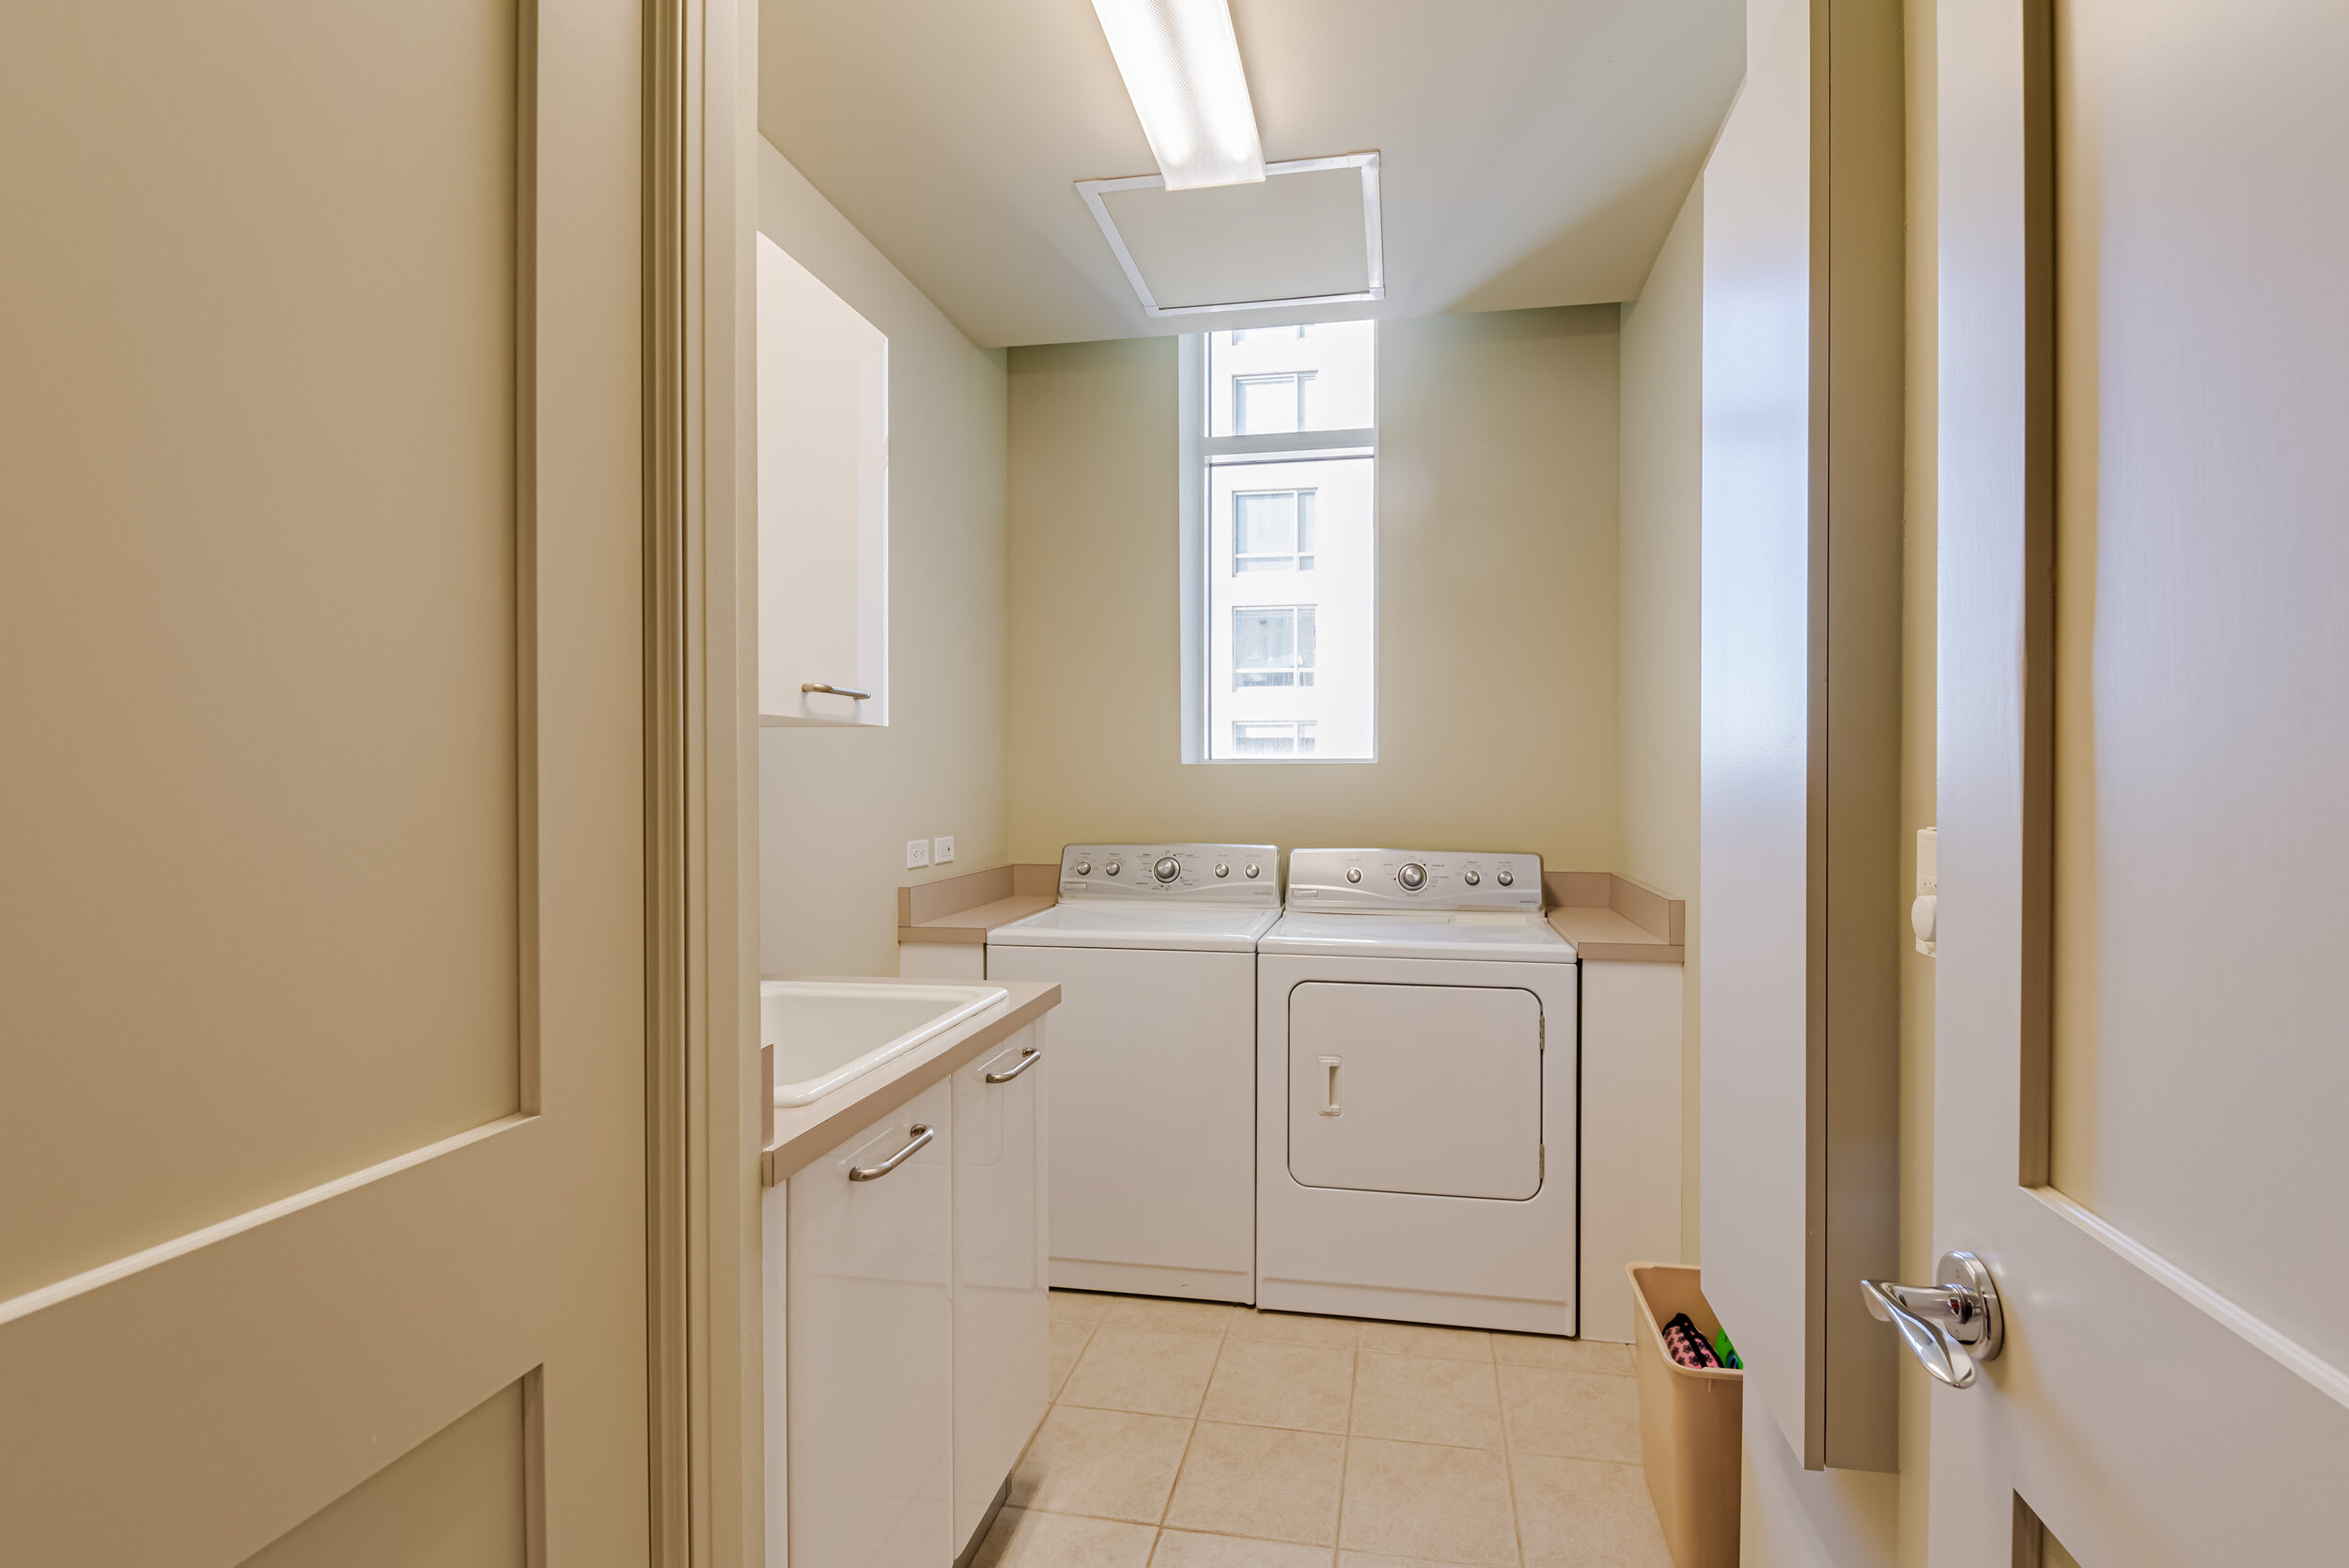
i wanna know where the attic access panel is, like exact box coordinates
[1079,153,1384,318]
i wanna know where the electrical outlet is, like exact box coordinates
[906,838,930,870]
[933,835,956,864]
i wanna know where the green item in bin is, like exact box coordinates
[1714,1328,1742,1370]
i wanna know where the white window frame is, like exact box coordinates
[1178,332,1377,765]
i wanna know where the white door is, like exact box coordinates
[952,1031,1050,1553]
[788,1084,955,1568]
[1287,983,1544,1201]
[1932,1,2348,1559]
[0,5,661,1564]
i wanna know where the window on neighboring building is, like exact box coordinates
[1232,720,1317,756]
[1234,605,1315,688]
[1233,372,1315,434]
[1186,320,1377,763]
[1233,489,1316,573]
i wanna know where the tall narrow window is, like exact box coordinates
[1187,320,1376,762]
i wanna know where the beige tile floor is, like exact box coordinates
[973,1291,1674,1568]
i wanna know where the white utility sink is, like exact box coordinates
[763,980,1008,1107]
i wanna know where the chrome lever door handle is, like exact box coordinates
[1861,1250,2004,1389]
[848,1123,934,1181]
[801,681,873,701]
[1862,1279,1977,1387]
[984,1048,1041,1084]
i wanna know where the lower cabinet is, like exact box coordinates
[788,1080,955,1568]
[782,1026,1050,1567]
[951,1027,1050,1555]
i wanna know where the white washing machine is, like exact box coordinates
[1256,847,1579,1334]
[987,844,1279,1303]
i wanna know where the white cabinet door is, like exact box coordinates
[951,1027,1050,1556]
[788,1081,951,1568]
[756,232,887,726]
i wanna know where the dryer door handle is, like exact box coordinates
[1318,1056,1343,1117]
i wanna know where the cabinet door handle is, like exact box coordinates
[984,1048,1041,1084]
[801,682,872,701]
[848,1123,933,1181]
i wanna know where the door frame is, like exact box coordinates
[646,0,763,1562]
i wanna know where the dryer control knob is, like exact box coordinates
[1075,861,1092,877]
[1497,869,1514,887]
[1105,860,1122,877]
[1154,856,1181,883]
[1398,862,1427,891]
[1464,870,1481,887]
[1245,863,1260,878]
[1215,862,1230,877]
[1346,867,1362,884]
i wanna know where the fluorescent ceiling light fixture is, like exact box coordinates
[1090,0,1265,190]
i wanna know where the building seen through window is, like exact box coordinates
[1199,320,1375,760]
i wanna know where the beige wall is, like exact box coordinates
[757,138,1009,977]
[1617,181,1705,1267]
[1004,308,1623,866]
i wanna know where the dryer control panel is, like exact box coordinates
[1058,843,1282,903]
[1284,847,1544,913]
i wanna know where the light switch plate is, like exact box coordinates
[906,838,930,870]
[933,835,955,864]
[1913,826,1937,955]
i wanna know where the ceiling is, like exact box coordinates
[756,0,1745,349]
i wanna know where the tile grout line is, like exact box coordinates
[1490,1333,1528,1568]
[1330,1319,1362,1566]
[1152,1305,1234,1552]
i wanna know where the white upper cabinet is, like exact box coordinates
[757,233,888,726]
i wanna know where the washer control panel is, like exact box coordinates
[1284,848,1544,913]
[1059,844,1281,903]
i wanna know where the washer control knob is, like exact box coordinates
[1398,862,1427,891]
[1105,860,1122,877]
[1245,862,1260,878]
[1154,856,1181,884]
[1497,868,1514,887]
[1075,861,1092,877]
[1464,870,1481,887]
[1346,867,1362,884]
[1215,862,1230,877]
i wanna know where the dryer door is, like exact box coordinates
[1287,982,1544,1201]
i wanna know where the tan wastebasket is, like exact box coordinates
[1626,1263,1741,1568]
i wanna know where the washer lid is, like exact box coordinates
[988,900,1283,952]
[1259,910,1577,962]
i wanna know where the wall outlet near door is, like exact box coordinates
[906,838,931,870]
[933,835,955,864]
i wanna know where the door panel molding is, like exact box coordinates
[0,1118,556,1564]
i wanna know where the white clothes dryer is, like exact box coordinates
[987,844,1279,1303]
[1256,847,1579,1334]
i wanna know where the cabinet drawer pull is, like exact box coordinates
[984,1048,1041,1084]
[801,682,872,701]
[848,1123,934,1181]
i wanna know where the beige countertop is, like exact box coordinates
[1541,870,1686,963]
[894,862,1685,962]
[897,863,1061,945]
[761,977,1060,1186]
